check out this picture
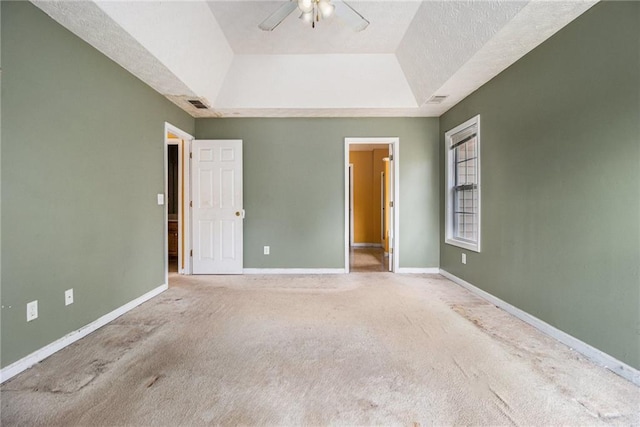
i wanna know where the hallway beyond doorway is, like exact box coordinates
[350,247,389,272]
[345,137,399,273]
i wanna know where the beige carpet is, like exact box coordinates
[2,273,638,425]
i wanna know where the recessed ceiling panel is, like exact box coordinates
[214,54,418,109]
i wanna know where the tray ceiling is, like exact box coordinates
[32,0,598,118]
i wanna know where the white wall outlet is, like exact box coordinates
[65,289,74,306]
[461,253,467,264]
[157,193,165,205]
[264,246,270,255]
[27,300,38,322]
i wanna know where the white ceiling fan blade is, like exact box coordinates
[334,0,369,32]
[259,1,299,31]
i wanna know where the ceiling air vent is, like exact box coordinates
[188,99,208,109]
[426,95,448,104]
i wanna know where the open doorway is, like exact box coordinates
[345,138,399,273]
[164,123,193,284]
[167,142,179,273]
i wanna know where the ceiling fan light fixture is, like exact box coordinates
[297,0,313,14]
[258,0,368,31]
[318,0,335,19]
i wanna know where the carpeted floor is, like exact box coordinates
[1,273,638,425]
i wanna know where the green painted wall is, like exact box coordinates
[196,118,440,269]
[440,1,640,369]
[1,2,194,367]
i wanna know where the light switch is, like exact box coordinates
[157,194,165,205]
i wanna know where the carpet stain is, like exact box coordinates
[145,374,162,388]
[357,399,379,410]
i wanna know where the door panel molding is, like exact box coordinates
[192,139,243,274]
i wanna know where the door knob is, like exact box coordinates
[235,211,240,217]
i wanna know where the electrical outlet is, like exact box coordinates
[65,289,74,306]
[27,300,38,322]
[264,246,270,255]
[461,253,467,264]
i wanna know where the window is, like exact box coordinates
[445,115,481,252]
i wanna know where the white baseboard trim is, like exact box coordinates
[439,269,640,386]
[243,268,346,275]
[351,243,383,248]
[0,284,168,384]
[397,268,440,274]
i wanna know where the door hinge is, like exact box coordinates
[190,201,193,208]
[389,154,394,161]
[190,250,193,257]
[390,248,393,254]
[389,201,394,208]
[190,152,192,159]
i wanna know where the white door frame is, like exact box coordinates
[164,122,193,280]
[349,163,354,246]
[344,137,399,273]
[381,171,385,242]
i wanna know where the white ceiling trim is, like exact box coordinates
[181,106,441,118]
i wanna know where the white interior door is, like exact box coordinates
[191,140,243,274]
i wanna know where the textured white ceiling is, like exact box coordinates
[96,0,234,104]
[396,1,528,106]
[32,0,599,118]
[207,1,421,54]
[32,0,196,97]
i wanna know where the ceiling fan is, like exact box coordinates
[259,0,369,31]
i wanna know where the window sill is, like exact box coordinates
[445,238,480,253]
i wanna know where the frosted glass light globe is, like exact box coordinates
[298,0,313,13]
[318,0,334,18]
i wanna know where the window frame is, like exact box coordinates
[445,115,481,252]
